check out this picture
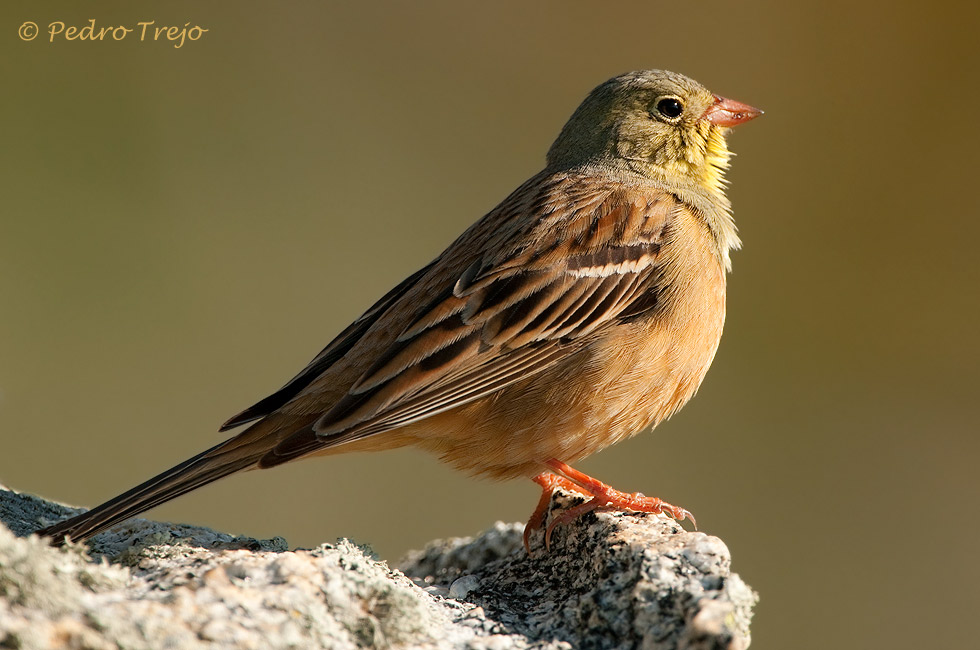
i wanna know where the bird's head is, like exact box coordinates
[547,70,762,198]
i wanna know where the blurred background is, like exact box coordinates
[2,1,978,648]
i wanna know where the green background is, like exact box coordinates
[2,2,978,648]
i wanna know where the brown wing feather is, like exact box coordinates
[260,178,679,467]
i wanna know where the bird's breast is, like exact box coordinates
[571,208,728,449]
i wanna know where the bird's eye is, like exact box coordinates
[656,97,684,119]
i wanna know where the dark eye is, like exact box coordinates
[656,97,684,119]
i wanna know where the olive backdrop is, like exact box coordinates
[2,2,978,648]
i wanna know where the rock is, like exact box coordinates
[401,491,757,650]
[0,485,756,649]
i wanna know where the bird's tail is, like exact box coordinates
[35,429,273,545]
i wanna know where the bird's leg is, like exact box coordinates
[540,459,696,546]
[523,472,590,553]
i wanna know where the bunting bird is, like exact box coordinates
[38,70,761,550]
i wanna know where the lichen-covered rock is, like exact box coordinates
[402,491,757,650]
[0,485,755,649]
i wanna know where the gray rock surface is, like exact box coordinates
[0,485,756,649]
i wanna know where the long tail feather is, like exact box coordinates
[35,435,270,545]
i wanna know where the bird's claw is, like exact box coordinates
[524,464,698,555]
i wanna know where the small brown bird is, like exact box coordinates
[38,70,761,549]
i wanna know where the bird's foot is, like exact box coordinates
[523,459,696,554]
[523,473,589,553]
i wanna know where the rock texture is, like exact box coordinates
[0,485,756,649]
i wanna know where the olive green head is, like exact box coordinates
[547,70,760,197]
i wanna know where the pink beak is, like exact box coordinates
[703,94,763,127]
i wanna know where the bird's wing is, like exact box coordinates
[261,180,681,467]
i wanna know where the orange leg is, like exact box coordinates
[523,473,590,553]
[523,459,696,553]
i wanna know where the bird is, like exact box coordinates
[36,70,761,550]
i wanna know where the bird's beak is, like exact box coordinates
[702,94,763,127]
